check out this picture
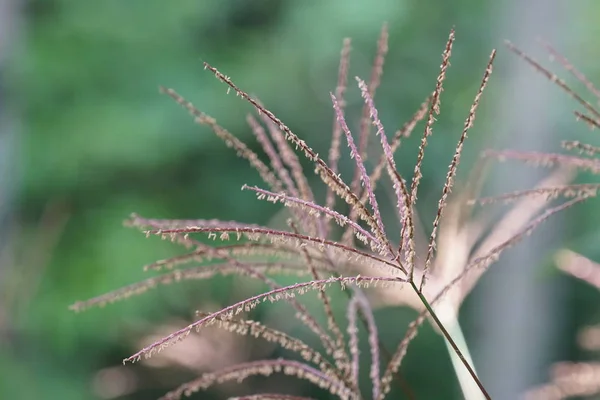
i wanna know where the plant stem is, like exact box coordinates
[438,306,486,400]
[410,281,491,400]
[346,285,416,399]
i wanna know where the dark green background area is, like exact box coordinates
[2,1,600,399]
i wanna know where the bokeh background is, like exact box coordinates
[2,0,600,399]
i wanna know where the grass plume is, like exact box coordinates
[70,26,596,400]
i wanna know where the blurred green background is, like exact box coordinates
[3,0,600,399]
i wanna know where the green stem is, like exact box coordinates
[441,309,486,400]
[410,281,491,400]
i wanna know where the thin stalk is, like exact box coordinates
[410,280,491,400]
[437,304,486,400]
[343,284,416,399]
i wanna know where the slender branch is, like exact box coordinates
[409,280,491,400]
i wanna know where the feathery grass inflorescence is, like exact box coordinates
[470,40,600,207]
[71,26,590,400]
[487,40,600,400]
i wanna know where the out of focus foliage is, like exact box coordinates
[2,0,600,399]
